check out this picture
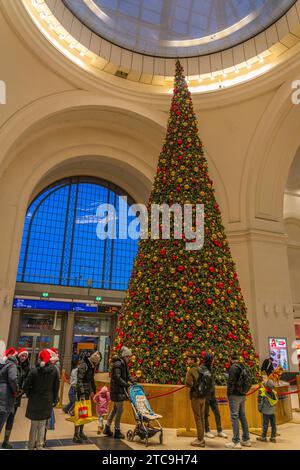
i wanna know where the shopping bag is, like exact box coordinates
[69,399,97,426]
[47,409,56,430]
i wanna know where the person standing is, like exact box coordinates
[185,354,212,448]
[225,354,252,449]
[104,346,135,439]
[2,348,30,449]
[63,363,78,415]
[0,348,18,436]
[74,351,102,444]
[93,385,110,435]
[203,353,228,439]
[256,380,278,443]
[23,349,60,450]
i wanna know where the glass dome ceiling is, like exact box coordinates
[63,0,296,57]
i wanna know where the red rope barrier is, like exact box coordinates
[147,386,186,400]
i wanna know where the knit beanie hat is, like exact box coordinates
[89,351,102,366]
[39,349,51,367]
[121,346,132,358]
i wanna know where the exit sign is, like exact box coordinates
[95,296,102,301]
[42,292,49,298]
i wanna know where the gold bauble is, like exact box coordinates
[196,320,202,327]
[181,286,188,292]
[173,336,179,343]
[178,178,183,183]
[170,268,176,274]
[157,318,164,325]
[144,287,150,293]
[153,256,158,262]
[131,355,136,363]
[189,257,194,263]
[136,370,142,378]
[163,350,169,355]
[185,315,190,320]
[171,293,177,299]
[184,185,190,190]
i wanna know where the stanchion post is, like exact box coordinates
[297,375,300,412]
[56,368,66,409]
[176,387,197,437]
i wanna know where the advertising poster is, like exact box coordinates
[269,337,289,371]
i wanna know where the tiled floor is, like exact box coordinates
[1,391,299,451]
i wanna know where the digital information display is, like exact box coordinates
[13,298,98,313]
[269,337,289,371]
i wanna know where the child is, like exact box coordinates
[93,385,110,435]
[256,379,278,443]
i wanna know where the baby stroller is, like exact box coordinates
[126,385,163,446]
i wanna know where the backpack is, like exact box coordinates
[195,366,213,398]
[236,364,252,394]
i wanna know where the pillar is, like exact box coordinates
[8,308,21,348]
[228,229,298,372]
[63,311,75,374]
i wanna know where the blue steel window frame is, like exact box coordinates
[17,176,138,291]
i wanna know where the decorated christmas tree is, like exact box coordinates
[114,61,259,385]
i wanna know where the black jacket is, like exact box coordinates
[110,357,134,402]
[0,357,18,414]
[15,359,30,408]
[23,363,60,420]
[76,356,96,400]
[227,363,245,397]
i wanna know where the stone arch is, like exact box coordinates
[244,76,300,231]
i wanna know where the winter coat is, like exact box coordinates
[23,363,60,420]
[76,356,96,400]
[110,356,134,402]
[93,386,110,416]
[0,357,18,414]
[258,386,278,415]
[227,363,245,397]
[15,359,30,408]
[185,365,201,400]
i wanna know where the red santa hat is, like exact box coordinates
[18,348,29,358]
[46,348,59,363]
[3,347,18,361]
[39,349,51,367]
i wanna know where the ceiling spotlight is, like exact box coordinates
[39,12,46,19]
[80,50,87,57]
[222,71,227,78]
[234,67,239,74]
[258,56,264,63]
[59,34,65,40]
[70,43,76,49]
[247,62,252,69]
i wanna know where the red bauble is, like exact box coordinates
[169,310,175,318]
[225,362,230,369]
[214,326,218,331]
[177,139,183,145]
[177,265,185,272]
[187,332,193,340]
[160,249,166,256]
[206,298,213,306]
[218,282,224,289]
[209,266,215,273]
[188,281,193,287]
[176,111,181,116]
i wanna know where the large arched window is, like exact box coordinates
[17,176,139,290]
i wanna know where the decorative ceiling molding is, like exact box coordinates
[23,0,300,93]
